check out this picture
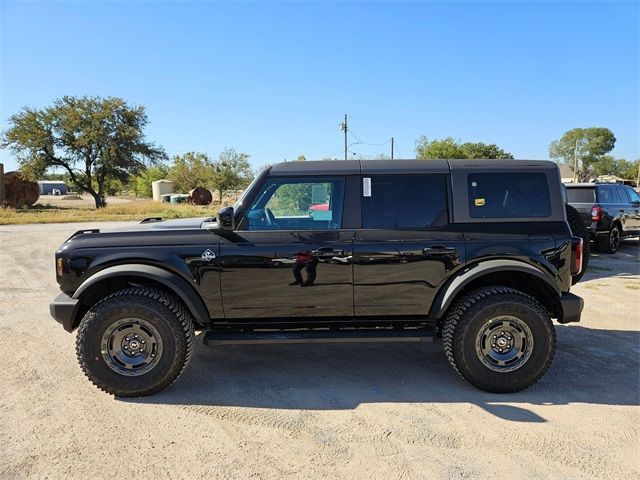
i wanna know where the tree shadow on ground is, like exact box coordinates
[127,324,640,422]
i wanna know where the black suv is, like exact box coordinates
[565,183,640,253]
[50,160,584,397]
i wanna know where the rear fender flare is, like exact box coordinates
[429,259,560,320]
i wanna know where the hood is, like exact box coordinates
[60,217,220,250]
[101,216,215,233]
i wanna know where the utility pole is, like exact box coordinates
[573,139,579,183]
[391,137,394,160]
[340,114,348,161]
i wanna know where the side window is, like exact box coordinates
[597,186,614,203]
[613,186,626,203]
[468,172,551,218]
[362,174,448,229]
[242,177,345,231]
[625,187,640,204]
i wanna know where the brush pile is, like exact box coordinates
[3,171,39,209]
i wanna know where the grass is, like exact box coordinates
[0,200,220,225]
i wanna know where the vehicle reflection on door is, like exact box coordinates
[219,230,354,319]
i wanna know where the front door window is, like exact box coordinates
[241,177,345,231]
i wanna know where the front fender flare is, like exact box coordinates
[428,259,560,320]
[73,264,211,326]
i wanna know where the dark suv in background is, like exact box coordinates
[565,183,640,253]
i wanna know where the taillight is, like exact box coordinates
[591,206,603,221]
[574,238,583,276]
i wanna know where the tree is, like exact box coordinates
[131,164,170,197]
[415,136,513,159]
[168,152,216,193]
[549,127,616,181]
[1,96,166,208]
[459,142,514,159]
[416,136,465,159]
[211,147,252,202]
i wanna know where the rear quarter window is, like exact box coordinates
[468,172,551,218]
[566,187,596,203]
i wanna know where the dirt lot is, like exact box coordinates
[1,222,638,480]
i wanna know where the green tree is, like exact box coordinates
[168,152,216,193]
[1,96,166,208]
[131,164,170,197]
[549,127,616,181]
[415,136,465,159]
[212,147,252,202]
[415,136,513,159]
[460,142,514,159]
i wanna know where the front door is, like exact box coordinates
[219,176,354,319]
[353,174,464,316]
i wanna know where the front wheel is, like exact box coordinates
[442,286,556,393]
[76,287,194,397]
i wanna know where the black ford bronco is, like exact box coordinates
[50,159,584,397]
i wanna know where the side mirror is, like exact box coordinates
[217,206,235,231]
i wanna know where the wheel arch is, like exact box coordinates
[70,264,211,331]
[430,260,561,324]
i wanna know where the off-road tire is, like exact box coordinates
[595,224,621,254]
[565,204,590,284]
[76,287,194,397]
[442,286,556,393]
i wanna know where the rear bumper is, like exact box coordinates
[49,292,80,332]
[557,292,584,324]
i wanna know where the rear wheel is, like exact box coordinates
[565,204,590,284]
[442,286,556,393]
[76,287,194,397]
[596,224,621,253]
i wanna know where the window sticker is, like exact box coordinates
[363,177,372,197]
[474,198,486,206]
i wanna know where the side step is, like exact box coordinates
[203,328,434,346]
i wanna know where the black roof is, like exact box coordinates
[269,159,557,176]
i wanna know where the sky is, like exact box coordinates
[0,0,638,172]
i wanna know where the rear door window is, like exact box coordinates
[362,174,448,229]
[596,186,617,204]
[468,172,551,218]
[566,187,596,203]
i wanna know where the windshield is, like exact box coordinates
[233,169,268,212]
[566,187,595,203]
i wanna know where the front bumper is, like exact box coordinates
[49,292,80,332]
[557,292,584,324]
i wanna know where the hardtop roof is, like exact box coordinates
[268,159,557,176]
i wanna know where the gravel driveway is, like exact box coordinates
[1,222,638,480]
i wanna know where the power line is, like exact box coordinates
[347,127,391,147]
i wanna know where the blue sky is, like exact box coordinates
[1,0,638,172]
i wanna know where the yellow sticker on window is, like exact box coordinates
[474,198,485,206]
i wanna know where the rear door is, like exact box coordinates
[353,171,464,316]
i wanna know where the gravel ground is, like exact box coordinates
[1,222,638,480]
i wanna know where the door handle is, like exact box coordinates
[423,246,457,255]
[312,248,344,257]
